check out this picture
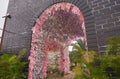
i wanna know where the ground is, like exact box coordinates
[47,71,74,79]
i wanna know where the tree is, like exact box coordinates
[69,39,85,66]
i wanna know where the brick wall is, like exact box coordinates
[2,0,120,56]
[87,0,120,53]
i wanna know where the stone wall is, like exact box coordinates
[2,0,120,56]
[87,0,120,53]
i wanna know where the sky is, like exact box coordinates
[0,0,9,36]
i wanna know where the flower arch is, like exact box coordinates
[28,2,87,79]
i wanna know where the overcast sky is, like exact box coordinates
[0,0,9,36]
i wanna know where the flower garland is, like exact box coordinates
[28,2,86,79]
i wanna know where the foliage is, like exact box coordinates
[72,50,108,79]
[60,71,65,77]
[73,55,109,79]
[0,48,28,79]
[69,39,85,65]
[88,61,109,79]
[72,51,120,78]
[105,36,120,55]
[77,39,86,51]
[73,64,90,79]
[70,39,120,79]
[69,39,96,65]
[98,56,120,78]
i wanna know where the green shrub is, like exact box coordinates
[73,56,120,79]
[99,56,120,78]
[70,38,120,79]
[105,36,120,56]
[0,48,28,79]
[73,64,90,79]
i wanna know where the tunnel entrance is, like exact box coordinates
[28,2,87,79]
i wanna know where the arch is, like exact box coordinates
[28,0,97,79]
